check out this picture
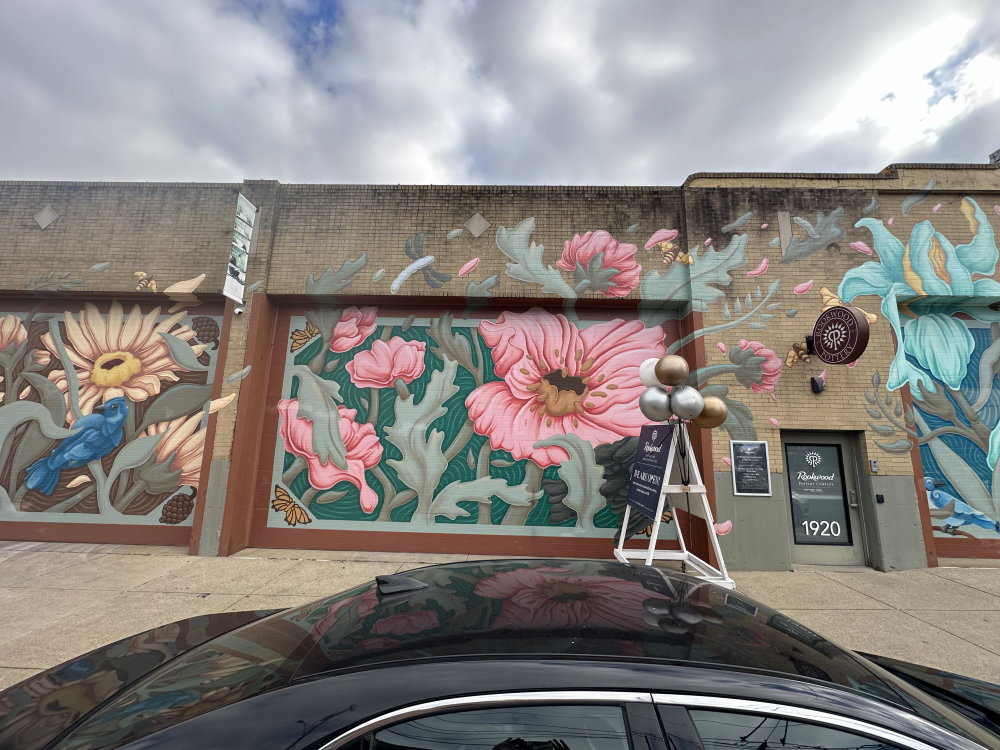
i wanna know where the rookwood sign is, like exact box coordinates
[812,306,870,365]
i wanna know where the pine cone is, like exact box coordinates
[159,493,195,524]
[191,316,220,350]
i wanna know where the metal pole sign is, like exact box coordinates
[223,193,258,304]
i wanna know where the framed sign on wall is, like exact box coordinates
[730,440,772,496]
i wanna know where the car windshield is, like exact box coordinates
[60,559,994,748]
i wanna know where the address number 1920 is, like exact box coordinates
[801,520,842,537]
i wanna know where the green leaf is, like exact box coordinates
[864,405,881,418]
[640,234,748,314]
[157,332,209,372]
[733,298,742,315]
[490,459,516,468]
[875,439,914,454]
[137,383,213,432]
[571,252,619,295]
[864,392,877,404]
[224,366,252,385]
[428,477,541,521]
[496,218,577,299]
[722,302,731,321]
[466,274,500,298]
[107,434,163,488]
[19,371,69,427]
[385,358,460,517]
[305,254,368,297]
[135,453,183,494]
[292,366,347,469]
[534,434,606,531]
[871,424,896,436]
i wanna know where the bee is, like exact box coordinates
[785,342,811,368]
[661,241,694,266]
[134,271,157,292]
[820,287,877,324]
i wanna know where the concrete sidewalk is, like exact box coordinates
[3,541,1000,690]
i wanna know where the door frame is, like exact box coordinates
[780,430,870,567]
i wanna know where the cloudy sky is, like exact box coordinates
[2,0,999,185]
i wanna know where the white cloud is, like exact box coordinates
[0,0,997,184]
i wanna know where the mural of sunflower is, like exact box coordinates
[41,302,205,422]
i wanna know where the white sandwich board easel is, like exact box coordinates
[614,423,735,589]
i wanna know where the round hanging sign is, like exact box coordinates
[811,306,870,365]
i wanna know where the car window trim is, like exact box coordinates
[317,690,652,750]
[652,693,965,750]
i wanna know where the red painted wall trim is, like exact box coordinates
[217,293,277,556]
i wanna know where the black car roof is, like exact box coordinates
[54,559,972,748]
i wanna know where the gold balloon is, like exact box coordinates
[654,355,689,387]
[692,396,728,428]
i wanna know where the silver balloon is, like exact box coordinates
[639,387,673,422]
[669,385,705,420]
[638,357,664,389]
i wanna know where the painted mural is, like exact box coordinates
[843,198,1000,538]
[269,213,798,539]
[0,300,227,526]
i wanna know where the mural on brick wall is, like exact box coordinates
[0,298,230,526]
[846,198,1000,538]
[272,212,794,537]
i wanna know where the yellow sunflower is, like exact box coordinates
[144,395,235,488]
[42,302,205,422]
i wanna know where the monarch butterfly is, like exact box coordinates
[640,510,673,537]
[820,287,877,324]
[289,322,320,352]
[272,485,312,526]
[785,342,811,368]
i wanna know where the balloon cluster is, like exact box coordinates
[638,355,728,428]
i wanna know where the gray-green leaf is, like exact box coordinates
[158,332,209,372]
[137,383,214,431]
[496,218,577,298]
[534,434,606,531]
[292,366,347,469]
[224,366,252,385]
[428,477,541,521]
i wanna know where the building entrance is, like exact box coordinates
[782,432,867,566]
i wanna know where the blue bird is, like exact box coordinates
[25,397,129,495]
[924,476,1000,534]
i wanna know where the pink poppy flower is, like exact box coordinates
[557,231,640,297]
[474,567,652,631]
[330,307,378,352]
[311,584,379,638]
[347,338,426,388]
[735,340,782,393]
[277,399,384,512]
[371,609,440,636]
[465,309,667,466]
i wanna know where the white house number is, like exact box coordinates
[801,520,842,537]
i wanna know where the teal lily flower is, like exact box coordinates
[837,198,1000,398]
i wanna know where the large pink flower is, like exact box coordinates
[346,337,426,388]
[311,584,379,638]
[474,568,652,631]
[557,231,640,298]
[465,309,667,466]
[330,307,378,352]
[371,609,439,636]
[277,399,384,512]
